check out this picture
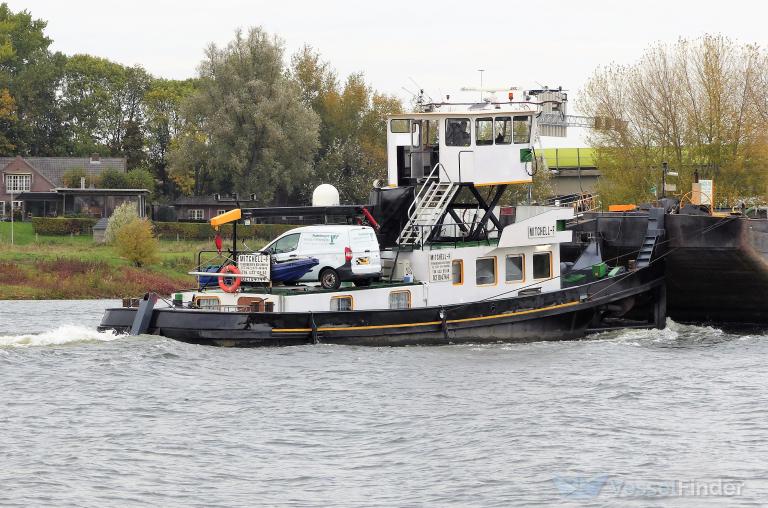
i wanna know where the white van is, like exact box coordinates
[262,225,382,289]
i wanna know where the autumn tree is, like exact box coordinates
[581,35,768,206]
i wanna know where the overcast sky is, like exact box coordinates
[8,0,767,106]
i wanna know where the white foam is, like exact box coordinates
[0,324,121,348]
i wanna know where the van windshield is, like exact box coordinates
[268,233,300,254]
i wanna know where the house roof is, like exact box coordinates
[0,157,127,187]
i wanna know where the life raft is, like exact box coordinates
[218,265,241,293]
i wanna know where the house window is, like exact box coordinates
[194,296,220,309]
[494,117,512,144]
[452,259,463,285]
[476,257,497,286]
[5,174,31,193]
[189,209,204,220]
[513,116,532,144]
[533,252,552,279]
[445,118,470,147]
[0,201,4,216]
[475,117,494,145]
[12,201,22,210]
[505,254,525,282]
[330,296,353,311]
[389,290,411,309]
[216,209,227,216]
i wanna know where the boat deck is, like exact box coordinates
[196,280,421,296]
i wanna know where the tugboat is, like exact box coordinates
[98,91,667,346]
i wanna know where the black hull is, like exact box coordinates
[570,213,768,325]
[98,272,665,347]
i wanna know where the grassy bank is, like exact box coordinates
[0,222,271,300]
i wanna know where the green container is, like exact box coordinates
[564,273,586,284]
[592,262,607,278]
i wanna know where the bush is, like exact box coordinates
[105,202,139,244]
[125,168,155,192]
[152,222,298,243]
[115,218,159,267]
[62,167,99,188]
[31,217,97,235]
[100,168,129,189]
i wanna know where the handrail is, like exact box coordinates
[407,162,451,220]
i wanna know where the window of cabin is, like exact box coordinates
[194,296,220,309]
[505,254,524,282]
[475,118,494,145]
[533,252,552,279]
[494,117,512,144]
[189,209,204,220]
[513,116,532,144]
[390,119,411,133]
[452,259,464,285]
[445,118,471,147]
[389,290,411,309]
[423,119,439,146]
[330,296,353,311]
[476,257,497,286]
[269,233,300,254]
[5,174,31,193]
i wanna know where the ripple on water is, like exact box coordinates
[2,301,768,506]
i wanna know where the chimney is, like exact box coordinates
[80,177,86,189]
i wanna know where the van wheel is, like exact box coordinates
[319,268,341,290]
[353,279,371,287]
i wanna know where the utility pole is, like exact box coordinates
[10,190,13,245]
[478,69,485,101]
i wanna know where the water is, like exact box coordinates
[1,300,768,507]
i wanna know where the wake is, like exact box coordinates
[0,324,121,348]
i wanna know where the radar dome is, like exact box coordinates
[312,184,340,206]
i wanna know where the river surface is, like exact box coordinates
[1,300,768,507]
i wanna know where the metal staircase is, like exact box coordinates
[636,208,665,268]
[397,164,458,246]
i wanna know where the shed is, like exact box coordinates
[93,217,108,244]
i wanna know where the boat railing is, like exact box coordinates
[406,162,452,220]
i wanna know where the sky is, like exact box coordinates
[7,0,768,108]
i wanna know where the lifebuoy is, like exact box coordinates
[218,265,241,293]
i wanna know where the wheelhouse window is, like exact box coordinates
[269,233,300,254]
[189,209,204,220]
[494,117,512,144]
[330,296,353,311]
[475,118,493,145]
[476,257,497,286]
[513,116,532,144]
[505,254,524,282]
[445,118,470,147]
[532,252,552,279]
[5,174,31,193]
[389,290,411,309]
[390,119,411,133]
[452,259,463,285]
[194,296,220,309]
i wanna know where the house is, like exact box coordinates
[0,155,147,218]
[172,196,260,222]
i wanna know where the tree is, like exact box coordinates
[581,35,768,206]
[115,218,159,267]
[168,27,319,204]
[0,3,68,156]
[122,119,144,169]
[105,200,139,244]
[100,168,129,189]
[61,54,151,155]
[0,87,17,154]
[61,167,98,188]
[143,78,196,196]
